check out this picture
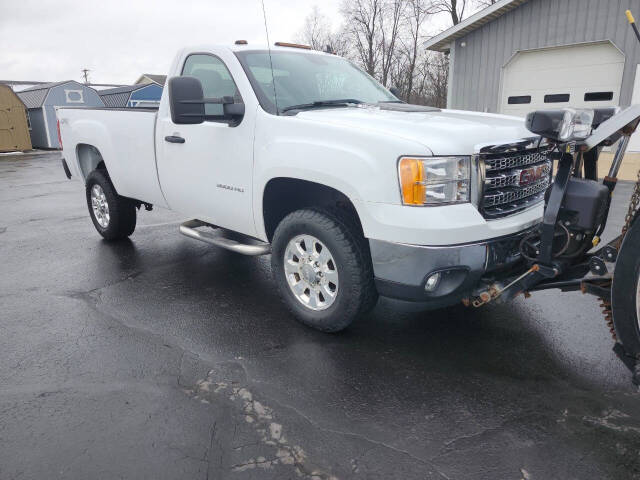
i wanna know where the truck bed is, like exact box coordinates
[57,107,167,207]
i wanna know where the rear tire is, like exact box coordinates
[612,217,640,357]
[271,208,378,332]
[85,169,136,240]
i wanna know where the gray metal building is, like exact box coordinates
[99,83,163,108]
[16,80,104,149]
[425,0,640,121]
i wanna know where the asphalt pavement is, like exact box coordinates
[1,151,640,480]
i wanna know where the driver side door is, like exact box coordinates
[156,53,256,237]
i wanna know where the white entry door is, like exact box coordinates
[500,41,625,120]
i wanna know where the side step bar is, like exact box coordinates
[179,219,271,256]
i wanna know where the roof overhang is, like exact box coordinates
[424,0,528,52]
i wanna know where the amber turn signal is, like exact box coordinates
[398,157,426,205]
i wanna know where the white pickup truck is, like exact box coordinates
[57,42,548,332]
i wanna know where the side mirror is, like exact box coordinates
[389,86,401,98]
[169,76,205,125]
[168,76,245,125]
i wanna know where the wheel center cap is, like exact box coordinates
[301,264,318,285]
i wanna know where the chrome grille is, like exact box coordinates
[485,161,551,190]
[484,151,548,172]
[484,178,550,207]
[481,148,552,219]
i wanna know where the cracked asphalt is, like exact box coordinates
[2,151,640,479]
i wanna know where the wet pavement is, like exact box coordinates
[1,151,640,480]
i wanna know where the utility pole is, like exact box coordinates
[81,68,91,85]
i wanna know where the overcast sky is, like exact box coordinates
[0,0,453,86]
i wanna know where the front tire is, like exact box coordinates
[271,208,377,332]
[85,169,136,240]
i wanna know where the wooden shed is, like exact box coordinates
[0,85,32,152]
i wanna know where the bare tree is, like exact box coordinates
[399,0,430,100]
[341,0,383,76]
[428,0,469,25]
[378,0,405,86]
[298,0,462,107]
[299,6,330,50]
[298,6,350,56]
[424,52,449,107]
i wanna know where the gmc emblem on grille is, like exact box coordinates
[518,163,549,187]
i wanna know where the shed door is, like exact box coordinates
[500,42,625,118]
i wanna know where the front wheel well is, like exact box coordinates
[262,178,364,242]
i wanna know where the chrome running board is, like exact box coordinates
[179,219,271,256]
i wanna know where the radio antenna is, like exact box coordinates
[260,0,279,113]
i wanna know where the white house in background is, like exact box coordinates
[425,0,640,150]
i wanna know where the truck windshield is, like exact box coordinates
[235,50,398,114]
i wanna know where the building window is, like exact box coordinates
[64,89,85,103]
[584,91,614,102]
[26,111,32,130]
[507,95,531,105]
[544,93,570,103]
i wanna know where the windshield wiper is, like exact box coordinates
[280,99,363,113]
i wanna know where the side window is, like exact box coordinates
[544,93,570,103]
[181,54,242,117]
[508,95,531,105]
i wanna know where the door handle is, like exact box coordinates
[164,135,185,144]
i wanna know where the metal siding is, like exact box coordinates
[101,92,130,108]
[45,106,56,148]
[451,0,640,112]
[128,84,163,107]
[16,89,47,109]
[26,108,49,148]
[44,83,104,108]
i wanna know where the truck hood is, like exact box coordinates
[296,105,535,155]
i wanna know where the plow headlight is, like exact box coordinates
[525,108,594,142]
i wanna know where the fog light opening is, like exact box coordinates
[424,272,441,292]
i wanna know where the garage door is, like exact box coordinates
[500,42,625,118]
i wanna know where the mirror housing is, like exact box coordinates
[389,86,401,98]
[169,76,205,125]
[224,102,245,118]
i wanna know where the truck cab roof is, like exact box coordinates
[181,43,333,55]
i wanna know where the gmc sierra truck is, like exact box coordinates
[57,42,549,332]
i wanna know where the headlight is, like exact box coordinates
[525,108,594,142]
[398,156,470,206]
